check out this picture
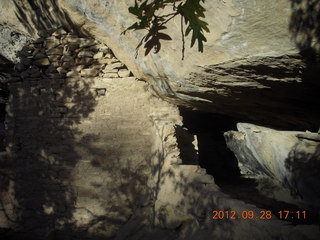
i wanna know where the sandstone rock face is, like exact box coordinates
[56,0,297,76]
[1,0,319,129]
[224,123,320,209]
[0,25,29,63]
[56,0,320,129]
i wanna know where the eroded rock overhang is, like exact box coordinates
[1,1,319,130]
[177,54,320,130]
[55,0,320,130]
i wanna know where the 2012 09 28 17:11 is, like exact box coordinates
[212,210,307,220]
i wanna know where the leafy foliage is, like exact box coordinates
[122,0,210,59]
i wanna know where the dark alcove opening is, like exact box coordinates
[177,107,319,225]
[1,85,9,153]
[177,107,240,182]
[0,104,6,151]
[0,54,12,152]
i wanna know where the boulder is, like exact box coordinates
[224,123,320,209]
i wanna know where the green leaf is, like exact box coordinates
[198,19,210,33]
[126,0,210,58]
[128,0,141,16]
[185,25,191,36]
[181,0,209,52]
[140,0,148,9]
[157,33,172,40]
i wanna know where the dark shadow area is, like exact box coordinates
[0,55,13,151]
[286,0,320,128]
[0,105,6,151]
[175,125,199,165]
[179,107,240,180]
[285,141,320,212]
[289,0,320,55]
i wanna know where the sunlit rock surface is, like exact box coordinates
[0,25,29,63]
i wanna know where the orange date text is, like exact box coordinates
[212,210,273,220]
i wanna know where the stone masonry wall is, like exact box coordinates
[0,28,182,239]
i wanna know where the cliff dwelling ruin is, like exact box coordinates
[0,0,320,240]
